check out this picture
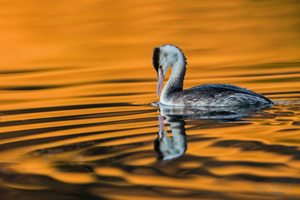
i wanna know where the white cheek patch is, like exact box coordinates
[174,54,178,62]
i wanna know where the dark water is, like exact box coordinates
[0,1,300,199]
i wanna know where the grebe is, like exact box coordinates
[152,44,273,107]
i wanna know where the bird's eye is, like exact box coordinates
[163,53,167,57]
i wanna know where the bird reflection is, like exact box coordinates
[153,103,271,161]
[154,114,187,161]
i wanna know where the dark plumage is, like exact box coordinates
[152,47,160,73]
[171,84,273,107]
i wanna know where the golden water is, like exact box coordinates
[0,1,300,199]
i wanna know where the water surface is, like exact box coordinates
[0,0,300,199]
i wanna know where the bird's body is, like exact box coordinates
[160,83,272,107]
[152,44,273,107]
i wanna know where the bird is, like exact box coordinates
[152,44,274,107]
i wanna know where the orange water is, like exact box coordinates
[0,1,299,199]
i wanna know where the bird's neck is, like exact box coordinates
[161,58,186,100]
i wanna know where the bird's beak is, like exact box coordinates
[157,67,164,97]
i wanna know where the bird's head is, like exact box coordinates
[152,44,186,97]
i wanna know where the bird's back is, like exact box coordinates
[167,84,273,107]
